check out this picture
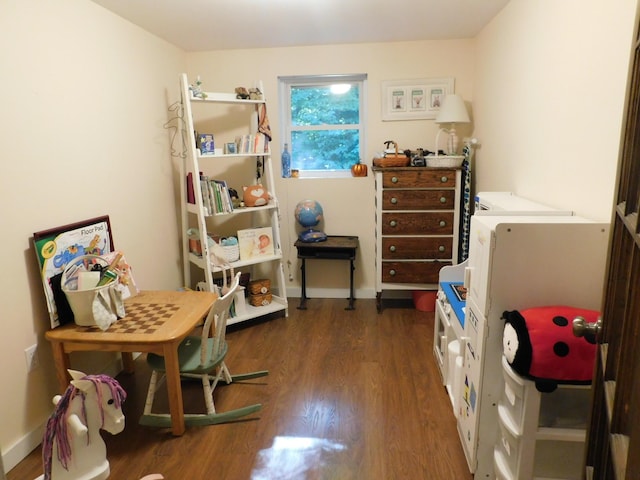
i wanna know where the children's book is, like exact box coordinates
[237,227,274,261]
[33,216,114,328]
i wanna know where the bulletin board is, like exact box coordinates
[33,216,114,328]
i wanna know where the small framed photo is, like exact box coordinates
[197,133,215,154]
[224,142,237,154]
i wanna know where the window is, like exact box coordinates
[278,74,367,178]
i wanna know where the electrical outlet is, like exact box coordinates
[25,344,39,371]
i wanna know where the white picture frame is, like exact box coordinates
[381,77,454,121]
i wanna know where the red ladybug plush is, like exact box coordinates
[502,306,598,392]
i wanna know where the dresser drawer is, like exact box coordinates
[382,189,455,210]
[381,261,449,283]
[382,170,456,188]
[381,212,454,235]
[381,237,452,259]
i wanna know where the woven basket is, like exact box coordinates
[249,292,272,307]
[372,156,410,167]
[372,140,409,167]
[248,278,271,295]
[221,243,239,262]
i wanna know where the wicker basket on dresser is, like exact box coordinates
[373,166,462,312]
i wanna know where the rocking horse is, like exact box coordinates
[36,370,163,480]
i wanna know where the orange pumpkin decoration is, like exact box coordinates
[351,161,368,177]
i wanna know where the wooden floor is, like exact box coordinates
[8,298,472,480]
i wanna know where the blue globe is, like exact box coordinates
[295,200,323,228]
[295,200,327,242]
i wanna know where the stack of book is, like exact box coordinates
[186,173,234,215]
[235,133,269,154]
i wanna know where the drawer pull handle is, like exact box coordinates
[389,269,397,276]
[440,176,448,183]
[438,245,445,252]
[389,245,396,252]
[391,197,398,204]
[440,196,447,204]
[439,220,446,227]
[391,176,399,184]
[389,220,397,227]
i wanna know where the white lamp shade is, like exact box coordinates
[435,94,470,124]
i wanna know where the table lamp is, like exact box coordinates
[434,94,470,155]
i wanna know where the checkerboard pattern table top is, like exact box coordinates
[83,303,181,334]
[45,290,217,345]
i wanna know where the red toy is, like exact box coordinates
[502,305,598,392]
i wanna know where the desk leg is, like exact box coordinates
[376,292,383,313]
[121,352,135,374]
[50,341,71,393]
[163,343,186,436]
[298,258,308,310]
[346,258,355,310]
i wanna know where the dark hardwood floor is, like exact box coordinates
[8,298,471,479]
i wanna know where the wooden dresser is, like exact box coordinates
[373,166,462,312]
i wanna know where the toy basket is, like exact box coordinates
[222,244,240,262]
[61,254,125,329]
[249,292,272,307]
[248,278,271,295]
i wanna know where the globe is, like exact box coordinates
[294,200,327,242]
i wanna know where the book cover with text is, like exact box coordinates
[237,227,274,261]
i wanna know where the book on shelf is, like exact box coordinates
[234,133,269,154]
[199,174,214,215]
[237,227,274,261]
[196,176,234,215]
[186,172,195,204]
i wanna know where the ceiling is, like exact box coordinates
[90,0,510,52]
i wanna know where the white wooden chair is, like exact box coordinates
[139,273,268,427]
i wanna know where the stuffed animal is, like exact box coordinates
[242,184,269,207]
[502,305,598,392]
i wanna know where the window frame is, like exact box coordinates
[278,74,367,178]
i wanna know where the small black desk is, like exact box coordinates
[294,235,359,310]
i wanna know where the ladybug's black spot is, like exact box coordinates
[554,341,570,357]
[552,316,569,327]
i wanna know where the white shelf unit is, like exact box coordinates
[494,356,590,480]
[457,215,609,478]
[178,73,288,325]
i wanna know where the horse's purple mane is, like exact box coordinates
[42,374,126,480]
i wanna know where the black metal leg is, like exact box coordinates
[376,292,383,313]
[298,258,307,310]
[346,258,355,310]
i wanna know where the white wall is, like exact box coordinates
[473,0,637,221]
[0,0,185,471]
[1,0,637,473]
[186,41,475,297]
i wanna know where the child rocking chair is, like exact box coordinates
[139,273,268,427]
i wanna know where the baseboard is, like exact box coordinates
[284,287,383,299]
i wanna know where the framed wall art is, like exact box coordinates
[381,77,454,121]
